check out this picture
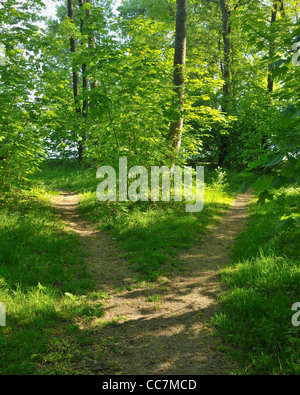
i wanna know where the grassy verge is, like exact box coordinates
[213,187,300,375]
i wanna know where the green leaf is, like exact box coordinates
[275,217,296,232]
[263,153,286,168]
[238,181,252,193]
[252,176,274,192]
[257,190,274,205]
[272,175,288,189]
[292,109,300,119]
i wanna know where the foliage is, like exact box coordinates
[240,20,300,234]
[0,0,46,189]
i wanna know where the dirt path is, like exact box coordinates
[51,189,252,375]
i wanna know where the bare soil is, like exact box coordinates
[51,189,252,375]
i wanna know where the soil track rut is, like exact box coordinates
[51,189,252,375]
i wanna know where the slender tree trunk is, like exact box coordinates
[263,0,285,149]
[84,0,99,157]
[167,0,187,162]
[79,0,89,118]
[267,1,278,95]
[219,0,231,166]
[85,0,98,101]
[79,0,88,162]
[67,0,82,162]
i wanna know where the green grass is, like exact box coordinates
[32,159,99,194]
[0,159,247,374]
[6,160,299,375]
[35,159,239,281]
[0,187,108,374]
[0,189,91,291]
[79,191,232,280]
[213,187,300,375]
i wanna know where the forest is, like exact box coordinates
[0,0,299,376]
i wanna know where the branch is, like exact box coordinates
[195,0,219,5]
[234,0,244,11]
[164,0,175,18]
[280,0,285,17]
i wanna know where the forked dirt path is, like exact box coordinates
[51,189,252,375]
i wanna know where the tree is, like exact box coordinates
[218,0,245,166]
[167,0,187,162]
[218,0,231,165]
[0,0,46,188]
[78,0,89,162]
[67,0,83,162]
[262,0,286,149]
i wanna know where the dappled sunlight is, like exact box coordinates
[74,304,229,375]
[50,189,252,375]
[0,177,252,374]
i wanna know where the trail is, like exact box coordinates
[51,189,252,375]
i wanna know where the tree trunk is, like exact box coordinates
[219,0,231,166]
[67,0,82,162]
[79,0,89,118]
[86,0,98,102]
[167,0,187,162]
[267,1,278,95]
[263,0,285,149]
[79,0,88,162]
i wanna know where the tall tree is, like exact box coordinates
[262,0,286,149]
[168,0,187,162]
[218,0,231,166]
[79,0,88,160]
[267,1,278,95]
[67,0,83,162]
[86,0,98,94]
[218,0,244,166]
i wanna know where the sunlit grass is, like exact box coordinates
[78,170,235,280]
[34,159,238,281]
[0,159,243,374]
[213,188,300,375]
[0,188,102,374]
